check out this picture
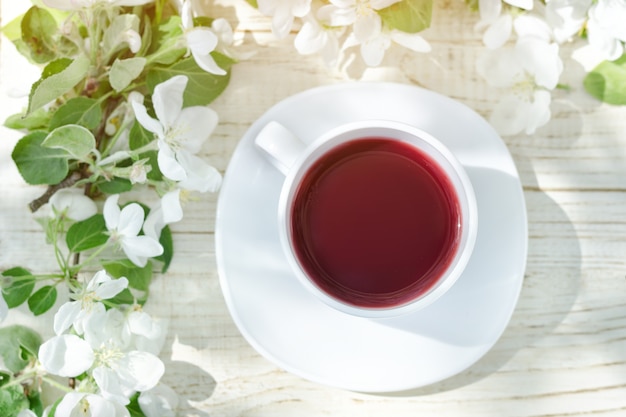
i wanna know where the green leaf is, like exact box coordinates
[143,150,163,181]
[27,286,57,316]
[28,54,90,114]
[127,393,148,417]
[28,391,44,417]
[110,57,147,92]
[0,325,43,373]
[96,177,133,194]
[147,16,186,66]
[21,6,58,63]
[146,54,234,106]
[155,225,173,273]
[245,0,258,7]
[103,259,152,292]
[66,214,108,253]
[0,372,11,388]
[1,267,35,308]
[0,384,28,417]
[4,108,50,131]
[584,54,626,105]
[129,120,154,150]
[379,0,433,33]
[49,97,103,130]
[11,131,69,185]
[42,124,96,161]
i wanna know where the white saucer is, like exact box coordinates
[215,82,528,392]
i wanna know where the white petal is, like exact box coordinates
[138,384,178,417]
[180,0,193,29]
[271,6,296,38]
[524,90,552,134]
[85,393,117,416]
[371,0,401,10]
[505,0,533,10]
[53,301,81,335]
[17,410,37,417]
[390,31,431,52]
[586,17,624,61]
[75,301,106,340]
[55,393,86,417]
[291,0,312,17]
[161,190,184,224]
[354,13,381,42]
[158,144,187,181]
[39,334,94,377]
[489,94,529,136]
[117,203,145,238]
[360,36,391,66]
[177,152,222,192]
[122,236,164,267]
[318,5,356,26]
[95,277,129,300]
[50,189,97,221]
[516,38,563,89]
[212,18,234,45]
[191,49,227,75]
[153,76,187,129]
[93,366,130,406]
[42,0,84,10]
[475,47,522,88]
[89,269,112,291]
[143,206,165,241]
[295,21,325,55]
[104,194,121,231]
[186,28,218,56]
[114,0,154,6]
[513,14,552,41]
[131,101,163,138]
[483,14,513,49]
[116,351,165,392]
[171,106,218,154]
[123,30,142,53]
[479,0,502,22]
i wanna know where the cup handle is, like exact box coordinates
[255,121,306,175]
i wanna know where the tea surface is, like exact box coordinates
[291,138,461,308]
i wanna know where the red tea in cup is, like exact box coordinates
[290,137,462,309]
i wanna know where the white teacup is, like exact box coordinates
[255,120,478,318]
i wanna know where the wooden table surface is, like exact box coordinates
[2,1,626,416]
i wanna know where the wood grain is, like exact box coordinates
[2,0,626,416]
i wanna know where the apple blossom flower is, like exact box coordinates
[181,0,226,75]
[257,0,312,39]
[476,0,534,48]
[50,189,98,222]
[43,0,153,11]
[54,270,128,335]
[104,195,163,267]
[138,384,179,417]
[351,27,431,66]
[294,14,344,66]
[131,75,222,192]
[126,308,167,355]
[476,36,563,135]
[55,392,130,417]
[586,0,626,61]
[320,0,400,44]
[40,307,165,406]
[544,0,592,43]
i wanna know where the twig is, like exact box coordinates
[28,171,85,213]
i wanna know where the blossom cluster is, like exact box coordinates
[471,0,626,135]
[0,0,245,415]
[257,0,431,66]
